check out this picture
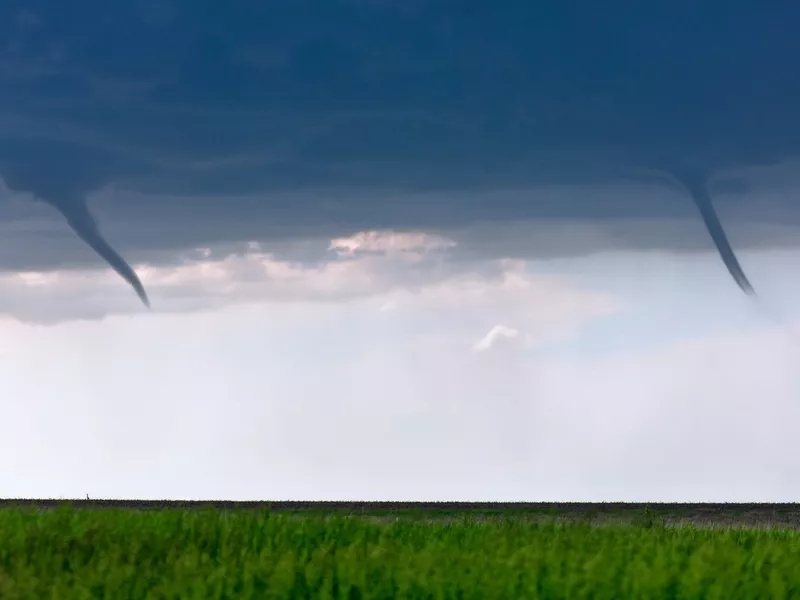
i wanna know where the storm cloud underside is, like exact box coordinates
[2,3,800,303]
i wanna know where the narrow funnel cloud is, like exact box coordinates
[49,194,150,308]
[669,167,756,296]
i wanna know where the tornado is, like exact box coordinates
[0,139,151,308]
[49,194,151,308]
[669,166,756,296]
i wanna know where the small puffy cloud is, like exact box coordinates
[329,229,456,260]
[474,325,519,352]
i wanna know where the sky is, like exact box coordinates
[2,2,800,502]
[2,200,800,502]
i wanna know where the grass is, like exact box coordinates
[0,506,798,598]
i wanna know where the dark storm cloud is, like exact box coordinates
[2,1,800,300]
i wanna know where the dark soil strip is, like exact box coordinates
[2,500,800,528]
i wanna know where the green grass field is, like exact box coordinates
[0,505,798,599]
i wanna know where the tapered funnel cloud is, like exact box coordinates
[669,166,756,296]
[51,196,151,308]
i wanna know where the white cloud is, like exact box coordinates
[328,229,456,259]
[0,229,621,330]
[473,324,519,352]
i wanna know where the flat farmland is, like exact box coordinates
[0,500,798,599]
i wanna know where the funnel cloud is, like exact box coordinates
[52,195,150,308]
[0,152,150,307]
[670,167,756,296]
